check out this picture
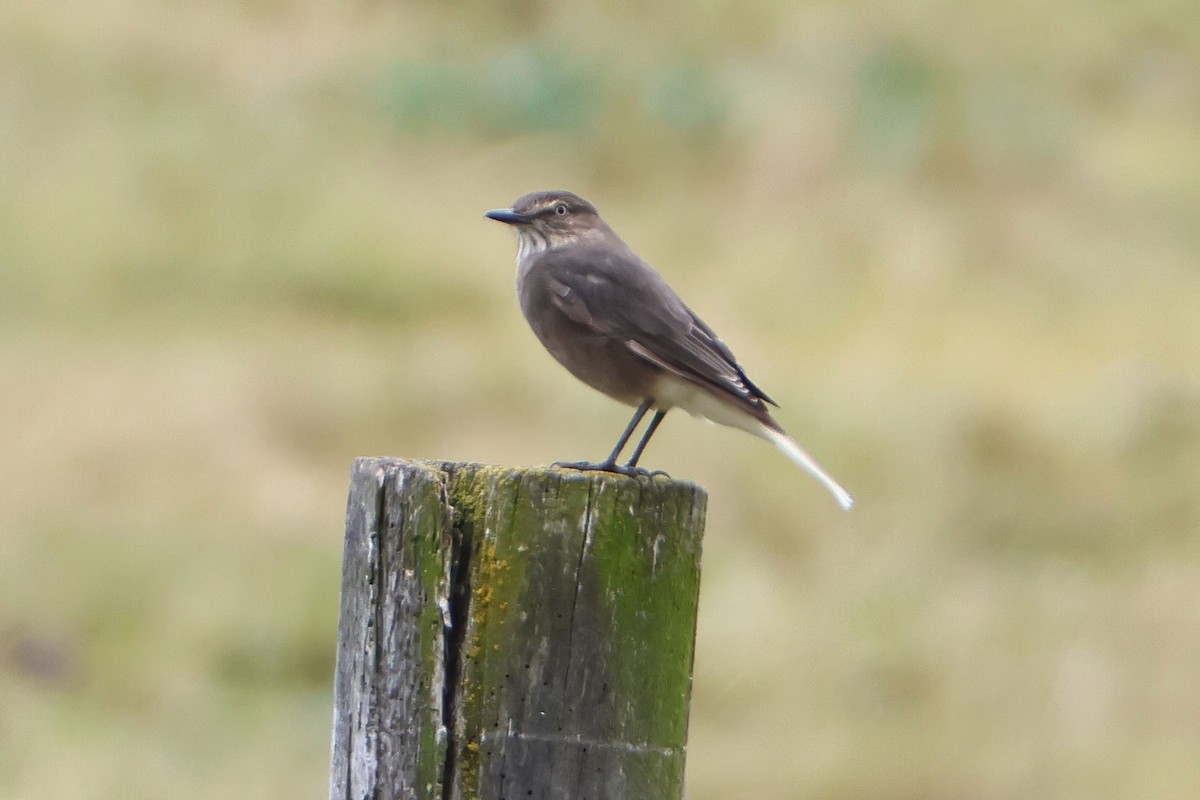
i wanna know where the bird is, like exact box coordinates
[485,190,853,510]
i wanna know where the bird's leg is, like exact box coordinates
[624,410,668,474]
[554,399,660,477]
[599,399,652,466]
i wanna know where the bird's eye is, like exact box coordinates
[554,204,568,216]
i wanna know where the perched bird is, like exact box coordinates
[485,190,853,510]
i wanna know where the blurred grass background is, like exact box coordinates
[2,1,1199,798]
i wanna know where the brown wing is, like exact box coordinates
[532,244,776,412]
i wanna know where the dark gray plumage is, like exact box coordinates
[486,190,852,510]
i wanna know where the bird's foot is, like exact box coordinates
[551,460,668,479]
[626,464,671,479]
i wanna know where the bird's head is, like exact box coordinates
[485,190,611,258]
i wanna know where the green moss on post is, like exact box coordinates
[329,458,707,800]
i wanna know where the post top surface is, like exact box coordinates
[351,457,707,498]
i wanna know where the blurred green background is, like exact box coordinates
[2,1,1198,798]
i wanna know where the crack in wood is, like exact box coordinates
[439,475,474,800]
[563,477,596,701]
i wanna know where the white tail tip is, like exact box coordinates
[761,426,854,511]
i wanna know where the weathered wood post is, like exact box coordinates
[329,458,707,800]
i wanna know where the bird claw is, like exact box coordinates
[551,460,605,472]
[551,460,670,479]
[625,465,671,478]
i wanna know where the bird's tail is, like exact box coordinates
[760,425,854,511]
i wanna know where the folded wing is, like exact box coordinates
[536,245,777,421]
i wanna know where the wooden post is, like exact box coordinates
[329,458,708,800]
